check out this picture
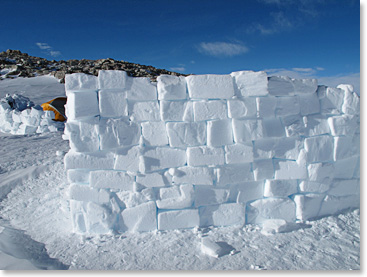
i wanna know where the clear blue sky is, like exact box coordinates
[0,0,360,91]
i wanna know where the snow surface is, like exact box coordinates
[0,75,361,271]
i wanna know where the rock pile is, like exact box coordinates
[0,49,186,83]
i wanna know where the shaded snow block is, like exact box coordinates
[304,136,334,163]
[158,209,200,230]
[268,76,294,96]
[65,73,98,92]
[136,172,166,188]
[139,147,186,173]
[186,74,235,99]
[156,184,194,209]
[264,179,298,197]
[333,156,359,179]
[125,76,157,100]
[236,181,264,204]
[85,202,115,234]
[276,96,300,116]
[173,166,215,185]
[292,78,318,94]
[338,84,360,115]
[69,184,110,204]
[17,124,38,135]
[247,197,296,224]
[90,170,134,190]
[230,70,268,97]
[160,100,193,122]
[318,86,344,114]
[299,181,330,193]
[119,201,157,232]
[64,150,115,170]
[98,90,127,118]
[207,119,233,147]
[333,136,357,161]
[252,159,274,181]
[216,164,254,186]
[303,114,330,136]
[98,70,128,90]
[328,179,359,197]
[70,200,87,233]
[328,115,358,136]
[253,137,302,160]
[199,203,246,227]
[308,162,334,184]
[11,110,22,123]
[263,118,285,137]
[274,160,307,180]
[298,92,320,115]
[67,169,90,184]
[293,194,324,221]
[194,187,230,207]
[256,97,276,118]
[201,237,234,258]
[116,190,152,209]
[232,119,263,142]
[141,121,169,146]
[318,194,359,218]
[99,118,140,150]
[65,118,99,152]
[225,142,254,164]
[227,98,257,118]
[193,100,227,121]
[66,91,99,120]
[114,146,141,172]
[128,101,160,121]
[166,122,206,147]
[187,146,224,167]
[157,75,187,100]
[281,115,306,137]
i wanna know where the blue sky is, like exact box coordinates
[0,0,360,92]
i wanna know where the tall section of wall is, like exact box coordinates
[63,70,360,234]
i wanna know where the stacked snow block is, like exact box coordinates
[63,71,360,234]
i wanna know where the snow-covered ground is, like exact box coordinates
[0,76,361,271]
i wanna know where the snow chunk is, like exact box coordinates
[139,147,186,173]
[294,194,325,221]
[141,121,169,146]
[274,160,307,180]
[227,98,257,118]
[166,122,206,147]
[119,202,157,232]
[126,77,157,100]
[199,203,246,227]
[65,73,98,92]
[98,90,127,118]
[136,172,166,188]
[187,146,224,167]
[156,184,194,209]
[159,100,193,122]
[69,184,110,204]
[90,170,134,190]
[64,150,114,170]
[264,179,298,197]
[158,209,200,230]
[225,142,254,164]
[66,91,99,120]
[216,164,254,185]
[236,181,264,204]
[194,187,229,207]
[129,101,160,122]
[231,70,268,97]
[98,70,128,90]
[186,74,234,99]
[299,92,320,115]
[173,166,214,186]
[292,78,318,94]
[304,136,334,163]
[268,76,294,96]
[207,119,233,147]
[114,146,141,172]
[157,75,187,100]
[328,115,358,136]
[200,237,235,258]
[193,100,227,121]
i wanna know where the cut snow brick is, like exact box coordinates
[194,187,230,207]
[156,184,194,209]
[141,121,169,146]
[274,160,307,180]
[252,159,274,181]
[199,203,246,227]
[262,118,285,138]
[298,92,320,115]
[139,147,186,173]
[333,156,359,179]
[232,119,263,142]
[230,70,268,97]
[293,194,324,221]
[90,170,134,190]
[292,78,318,94]
[307,163,334,184]
[98,70,128,90]
[338,85,360,115]
[125,76,157,100]
[256,97,276,118]
[201,237,234,258]
[318,194,359,218]
[236,181,264,204]
[281,115,306,137]
[227,98,257,118]
[157,75,187,100]
[186,74,234,99]
[69,184,110,204]
[328,115,358,136]
[187,146,224,167]
[166,122,206,147]
[136,172,166,188]
[328,179,359,197]
[158,209,200,230]
[193,100,227,121]
[225,142,254,164]
[64,151,114,170]
[114,146,141,172]
[85,202,115,234]
[159,100,193,122]
[207,119,233,147]
[299,181,330,193]
[303,114,330,136]
[65,118,99,153]
[268,76,294,96]
[264,179,298,197]
[65,73,98,92]
[67,169,90,184]
[70,200,86,233]
[333,136,358,161]
[119,201,157,232]
[173,166,214,186]
[216,164,254,185]
[304,136,333,163]
[275,96,300,116]
[98,90,127,118]
[66,91,99,120]
[253,137,302,160]
[318,86,344,114]
[128,101,160,121]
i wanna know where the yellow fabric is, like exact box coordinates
[41,99,66,122]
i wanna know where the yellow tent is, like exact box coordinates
[41,97,67,122]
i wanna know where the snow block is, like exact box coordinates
[333,136,357,161]
[193,100,227,121]
[166,122,206,147]
[232,119,263,142]
[292,78,318,94]
[67,169,90,184]
[159,100,193,122]
[65,73,98,92]
[85,202,115,234]
[231,70,268,97]
[264,179,298,197]
[201,237,234,258]
[307,163,334,184]
[128,101,160,121]
[338,84,360,115]
[187,146,224,167]
[256,96,277,118]
[333,156,359,179]
[65,118,99,152]
[274,160,307,180]
[252,159,274,181]
[69,184,110,204]
[236,181,264,204]
[114,146,141,172]
[298,92,320,115]
[119,201,157,232]
[98,90,127,118]
[66,91,99,120]
[216,164,254,185]
[173,166,214,186]
[199,203,246,227]
[318,194,359,218]
[125,76,157,100]
[136,172,166,188]
[225,142,254,164]
[157,75,187,100]
[328,179,359,197]
[299,181,330,193]
[207,119,233,147]
[64,151,114,170]
[293,194,324,221]
[139,147,186,173]
[303,114,330,136]
[275,96,300,116]
[281,115,306,137]
[156,184,194,209]
[227,98,257,118]
[328,115,358,136]
[70,200,87,233]
[253,137,301,160]
[90,170,134,190]
[318,86,344,114]
[304,136,334,163]
[268,76,294,96]
[158,209,200,230]
[98,70,128,90]
[186,74,235,99]
[141,121,169,146]
[194,187,230,207]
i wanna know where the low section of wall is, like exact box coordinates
[63,70,360,234]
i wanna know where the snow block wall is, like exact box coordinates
[63,70,360,234]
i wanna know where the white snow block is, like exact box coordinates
[65,118,99,152]
[186,74,235,99]
[98,90,127,118]
[98,70,128,90]
[125,76,157,100]
[65,73,98,92]
[292,78,318,94]
[268,76,294,96]
[67,169,90,184]
[230,70,268,97]
[200,237,233,258]
[252,159,274,181]
[139,147,186,173]
[156,184,194,209]
[157,75,187,100]
[328,115,358,136]
[256,96,276,118]
[333,136,356,161]
[158,209,200,230]
[299,181,330,193]
[236,181,264,204]
[261,219,301,236]
[253,137,302,160]
[119,201,157,232]
[199,203,246,227]
[281,115,306,137]
[64,151,114,170]
[216,164,254,185]
[328,179,359,197]
[318,194,359,218]
[187,146,224,167]
[207,119,233,147]
[173,167,214,186]
[232,119,263,142]
[99,118,140,150]
[85,202,115,234]
[114,146,141,172]
[141,121,169,146]
[166,122,206,147]
[338,85,360,115]
[262,118,285,137]
[136,172,166,188]
[303,114,330,136]
[16,124,38,135]
[69,184,110,204]
[11,110,21,123]
[225,142,254,164]
[293,194,324,221]
[90,170,134,190]
[128,101,160,121]
[264,179,298,197]
[194,187,230,207]
[275,96,300,116]
[274,160,307,180]
[298,92,320,115]
[304,136,333,163]
[193,100,227,121]
[227,98,257,118]
[247,198,296,224]
[307,163,334,184]
[66,91,99,120]
[116,190,152,209]
[333,156,359,179]
[70,200,87,233]
[318,86,344,114]
[159,100,193,122]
